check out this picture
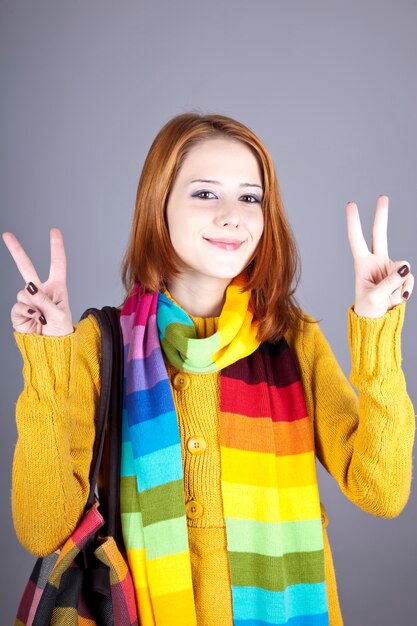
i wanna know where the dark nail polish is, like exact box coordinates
[398,265,410,277]
[27,282,38,295]
[403,291,409,300]
[28,308,36,315]
[39,315,47,325]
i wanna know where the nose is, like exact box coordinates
[214,202,241,228]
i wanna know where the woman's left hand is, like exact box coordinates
[347,195,414,318]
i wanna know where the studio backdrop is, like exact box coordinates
[1,1,416,624]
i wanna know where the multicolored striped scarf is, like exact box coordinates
[119,272,329,625]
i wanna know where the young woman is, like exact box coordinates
[3,112,415,626]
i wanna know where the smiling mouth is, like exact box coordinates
[203,238,244,250]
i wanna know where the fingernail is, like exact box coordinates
[27,308,36,315]
[403,291,409,300]
[26,282,38,295]
[39,315,47,325]
[398,265,409,277]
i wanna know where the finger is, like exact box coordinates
[13,301,42,321]
[48,227,67,283]
[372,195,389,257]
[19,282,61,320]
[346,202,369,258]
[11,302,42,332]
[401,272,414,301]
[16,288,34,306]
[1,232,42,285]
[373,261,411,300]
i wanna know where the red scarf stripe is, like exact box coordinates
[221,377,309,423]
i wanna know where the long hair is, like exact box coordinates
[120,112,312,343]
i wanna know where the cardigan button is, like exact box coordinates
[172,372,190,391]
[185,499,204,519]
[187,436,207,455]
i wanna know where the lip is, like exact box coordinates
[203,237,244,250]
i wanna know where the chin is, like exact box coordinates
[204,267,246,280]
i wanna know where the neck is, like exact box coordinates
[165,274,232,317]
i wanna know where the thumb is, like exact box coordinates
[373,261,410,299]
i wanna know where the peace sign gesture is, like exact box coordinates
[2,228,74,336]
[347,195,413,318]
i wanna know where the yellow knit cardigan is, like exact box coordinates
[11,301,414,625]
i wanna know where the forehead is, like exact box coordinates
[179,137,262,178]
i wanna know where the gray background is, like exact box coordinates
[1,0,416,623]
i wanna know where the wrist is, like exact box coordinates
[353,303,387,318]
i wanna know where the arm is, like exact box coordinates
[288,302,415,518]
[11,313,101,556]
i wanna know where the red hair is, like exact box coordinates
[120,112,312,342]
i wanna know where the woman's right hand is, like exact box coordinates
[2,228,74,336]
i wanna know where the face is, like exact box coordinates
[165,137,264,290]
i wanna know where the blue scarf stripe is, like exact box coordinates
[127,410,180,456]
[231,583,328,623]
[121,441,136,476]
[126,379,175,425]
[121,406,131,442]
[234,614,329,626]
[157,293,195,335]
[134,444,183,492]
[121,411,137,478]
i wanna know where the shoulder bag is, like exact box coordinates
[15,306,138,626]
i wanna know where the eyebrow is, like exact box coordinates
[189,178,263,190]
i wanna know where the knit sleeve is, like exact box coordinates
[291,301,415,518]
[11,313,101,556]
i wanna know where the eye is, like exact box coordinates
[193,191,217,200]
[240,194,261,204]
[193,191,261,203]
